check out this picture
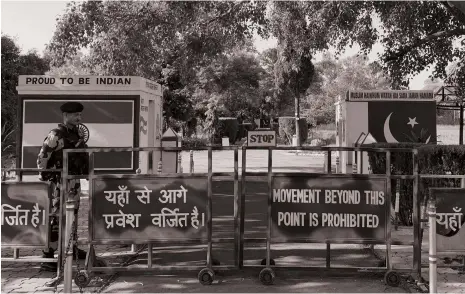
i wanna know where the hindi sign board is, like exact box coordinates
[347,90,434,101]
[92,176,208,243]
[271,174,388,242]
[430,188,465,254]
[247,130,277,147]
[1,182,51,248]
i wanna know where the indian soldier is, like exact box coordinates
[37,101,89,271]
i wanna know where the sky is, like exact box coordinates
[1,0,434,90]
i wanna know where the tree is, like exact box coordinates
[269,2,316,146]
[280,1,465,87]
[192,50,264,137]
[1,34,49,158]
[47,1,268,83]
[46,1,269,136]
[304,54,391,125]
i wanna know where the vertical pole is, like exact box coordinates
[386,151,392,270]
[326,150,332,174]
[239,146,246,269]
[63,201,75,294]
[428,195,437,294]
[233,148,239,268]
[266,148,272,267]
[459,103,463,145]
[86,152,95,270]
[178,149,183,173]
[413,149,421,280]
[295,95,301,147]
[207,147,213,268]
[326,242,331,268]
[190,150,194,173]
[148,243,153,268]
[56,179,64,277]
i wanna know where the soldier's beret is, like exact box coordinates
[60,102,84,113]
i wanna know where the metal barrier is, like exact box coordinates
[61,146,241,290]
[1,168,65,283]
[237,146,421,287]
[53,145,464,291]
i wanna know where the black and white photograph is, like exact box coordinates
[1,0,464,293]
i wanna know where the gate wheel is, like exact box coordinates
[198,268,215,285]
[259,267,275,285]
[384,270,401,287]
[74,270,91,288]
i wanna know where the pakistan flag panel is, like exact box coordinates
[367,101,437,144]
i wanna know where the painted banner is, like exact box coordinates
[367,101,437,144]
[347,90,434,101]
[92,176,208,242]
[271,175,388,242]
[22,99,135,170]
[1,182,50,248]
[247,130,277,147]
[430,188,465,253]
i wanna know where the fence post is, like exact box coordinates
[190,150,194,173]
[178,150,183,173]
[157,161,163,174]
[63,200,76,293]
[428,197,437,294]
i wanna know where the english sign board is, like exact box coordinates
[247,130,276,147]
[271,174,388,243]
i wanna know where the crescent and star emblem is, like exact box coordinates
[383,112,431,144]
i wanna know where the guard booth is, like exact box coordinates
[16,75,165,174]
[335,90,437,174]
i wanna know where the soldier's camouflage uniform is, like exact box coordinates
[37,123,89,253]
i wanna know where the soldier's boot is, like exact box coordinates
[73,246,87,260]
[40,250,57,272]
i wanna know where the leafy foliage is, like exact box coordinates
[286,1,465,87]
[1,34,49,157]
[304,54,391,125]
[278,117,308,145]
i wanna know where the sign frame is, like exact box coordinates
[247,130,277,147]
[90,174,210,244]
[1,181,52,249]
[269,173,389,244]
[346,90,435,101]
[429,187,465,254]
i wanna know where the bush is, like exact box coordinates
[182,136,209,149]
[367,143,465,226]
[278,117,308,145]
[218,117,239,144]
